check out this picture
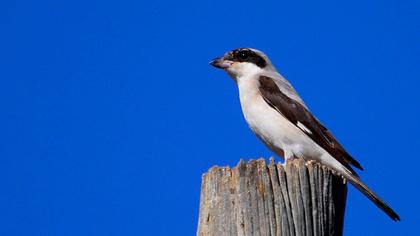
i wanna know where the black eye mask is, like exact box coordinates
[227,49,267,68]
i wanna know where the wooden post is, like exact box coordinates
[197,158,347,236]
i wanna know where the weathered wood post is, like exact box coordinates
[197,158,347,236]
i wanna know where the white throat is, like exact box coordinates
[227,62,264,80]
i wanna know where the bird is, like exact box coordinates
[209,48,400,221]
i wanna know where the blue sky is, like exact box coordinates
[1,0,419,235]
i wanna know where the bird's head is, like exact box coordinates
[210,48,275,79]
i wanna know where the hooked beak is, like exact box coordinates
[209,57,230,69]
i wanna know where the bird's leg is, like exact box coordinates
[284,149,298,165]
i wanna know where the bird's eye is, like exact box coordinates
[237,51,249,60]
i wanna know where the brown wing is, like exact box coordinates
[258,75,363,173]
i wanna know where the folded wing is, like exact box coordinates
[258,75,363,174]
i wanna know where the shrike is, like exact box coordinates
[210,48,399,221]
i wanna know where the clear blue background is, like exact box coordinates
[1,0,419,235]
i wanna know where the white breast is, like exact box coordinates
[236,76,323,159]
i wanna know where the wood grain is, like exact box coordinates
[197,158,347,236]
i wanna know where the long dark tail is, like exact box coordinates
[345,173,400,221]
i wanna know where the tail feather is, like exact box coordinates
[320,153,400,221]
[345,173,400,221]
